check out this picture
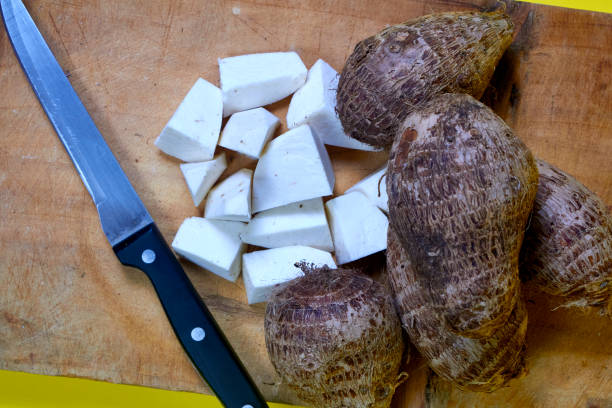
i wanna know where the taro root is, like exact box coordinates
[336,10,513,148]
[387,93,538,338]
[387,228,527,391]
[265,266,405,408]
[521,159,612,313]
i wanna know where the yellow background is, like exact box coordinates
[1,0,608,407]
[518,0,612,13]
[0,369,297,408]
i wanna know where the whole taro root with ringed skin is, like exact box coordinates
[387,93,538,338]
[265,266,405,408]
[521,159,612,313]
[336,10,514,148]
[386,228,527,391]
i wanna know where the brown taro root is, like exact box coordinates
[521,159,612,313]
[265,266,405,408]
[387,93,538,338]
[336,10,513,148]
[387,228,527,391]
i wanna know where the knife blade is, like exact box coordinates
[0,1,268,407]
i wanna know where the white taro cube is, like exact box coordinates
[252,125,334,213]
[219,52,307,117]
[286,59,377,151]
[325,192,389,265]
[219,108,280,159]
[205,168,252,222]
[346,166,389,213]
[240,198,333,251]
[242,246,337,304]
[155,78,222,162]
[180,153,227,206]
[171,217,246,282]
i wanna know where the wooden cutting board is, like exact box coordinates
[0,1,610,406]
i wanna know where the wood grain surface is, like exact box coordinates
[0,1,610,407]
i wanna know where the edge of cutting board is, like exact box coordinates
[1,0,608,407]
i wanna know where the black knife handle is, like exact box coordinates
[113,223,268,408]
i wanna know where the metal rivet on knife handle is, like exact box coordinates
[141,249,156,264]
[191,327,206,341]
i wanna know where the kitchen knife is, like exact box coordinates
[0,1,268,407]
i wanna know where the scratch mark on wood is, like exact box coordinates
[59,0,81,8]
[160,2,176,59]
[234,14,271,43]
[47,11,71,61]
[76,19,89,48]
